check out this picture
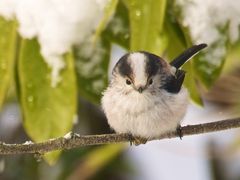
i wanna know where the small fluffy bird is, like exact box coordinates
[102,44,207,144]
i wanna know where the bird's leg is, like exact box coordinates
[176,125,183,140]
[128,134,148,146]
[128,134,133,146]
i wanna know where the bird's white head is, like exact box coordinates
[111,51,173,94]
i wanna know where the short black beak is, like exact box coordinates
[137,87,143,93]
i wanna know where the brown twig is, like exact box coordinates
[1,117,240,155]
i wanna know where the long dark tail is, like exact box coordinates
[170,43,207,69]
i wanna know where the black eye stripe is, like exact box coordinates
[140,51,162,77]
[114,53,133,78]
[114,52,164,82]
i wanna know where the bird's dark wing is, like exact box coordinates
[162,69,186,93]
[164,44,207,93]
[170,44,207,69]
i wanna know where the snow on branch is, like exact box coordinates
[1,117,240,155]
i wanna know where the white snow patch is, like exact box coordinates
[64,132,73,139]
[64,132,80,139]
[0,0,109,87]
[76,39,106,77]
[176,0,240,66]
[111,17,126,35]
[74,133,80,137]
[23,141,33,145]
[176,0,240,44]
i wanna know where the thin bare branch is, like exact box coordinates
[1,117,240,155]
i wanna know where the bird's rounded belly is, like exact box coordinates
[106,91,188,138]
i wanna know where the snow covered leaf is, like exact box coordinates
[74,38,110,104]
[193,42,227,88]
[175,0,240,88]
[0,18,17,109]
[127,0,167,55]
[104,0,130,49]
[0,0,109,87]
[18,39,77,164]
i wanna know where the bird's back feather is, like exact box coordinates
[162,69,186,93]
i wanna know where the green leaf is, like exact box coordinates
[18,39,77,164]
[193,40,227,88]
[74,38,110,104]
[174,4,229,88]
[0,17,17,109]
[75,0,127,104]
[93,0,119,44]
[182,63,203,105]
[223,42,240,73]
[104,0,130,49]
[67,144,125,179]
[127,0,167,55]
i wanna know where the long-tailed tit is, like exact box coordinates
[102,44,207,145]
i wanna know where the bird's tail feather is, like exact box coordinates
[170,43,207,69]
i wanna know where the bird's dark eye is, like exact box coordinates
[126,79,131,85]
[149,79,153,85]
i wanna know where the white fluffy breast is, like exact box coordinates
[101,86,189,138]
